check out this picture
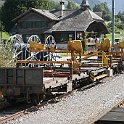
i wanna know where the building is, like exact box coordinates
[12,0,108,44]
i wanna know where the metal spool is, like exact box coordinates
[44,35,58,63]
[8,34,25,62]
[26,35,42,61]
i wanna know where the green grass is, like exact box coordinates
[106,30,124,42]
[0,31,10,40]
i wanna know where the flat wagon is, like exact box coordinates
[0,67,44,104]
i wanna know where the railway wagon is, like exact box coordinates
[0,67,44,104]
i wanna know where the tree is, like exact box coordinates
[1,0,60,32]
[93,2,111,21]
[1,0,22,32]
[116,12,124,30]
[67,0,79,10]
[118,11,124,23]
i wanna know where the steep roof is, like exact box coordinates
[49,9,104,32]
[13,8,59,22]
[51,9,76,19]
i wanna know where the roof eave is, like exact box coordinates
[12,8,59,22]
[12,8,32,22]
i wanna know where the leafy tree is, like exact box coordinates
[1,0,22,32]
[67,0,79,10]
[93,2,111,21]
[25,0,59,10]
[117,11,124,23]
[116,12,124,30]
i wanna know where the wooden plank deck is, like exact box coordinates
[43,72,88,89]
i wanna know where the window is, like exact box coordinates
[41,21,47,27]
[35,21,42,28]
[20,21,32,29]
[20,21,47,29]
[69,34,74,41]
[26,21,32,28]
[21,22,27,29]
[61,33,68,42]
[35,21,47,28]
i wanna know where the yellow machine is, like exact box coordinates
[30,41,46,52]
[99,38,111,66]
[16,36,124,73]
[118,40,124,49]
[87,37,111,67]
[95,37,124,65]
[17,40,83,74]
[68,40,83,73]
[17,38,110,71]
[118,40,124,60]
[96,38,111,52]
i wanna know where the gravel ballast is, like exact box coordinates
[10,74,124,124]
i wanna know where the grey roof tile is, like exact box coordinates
[13,8,59,22]
[50,9,104,32]
[32,8,59,21]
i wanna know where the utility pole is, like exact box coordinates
[110,0,115,67]
[0,21,2,42]
[112,0,115,46]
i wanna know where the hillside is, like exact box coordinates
[75,0,100,8]
[74,0,124,14]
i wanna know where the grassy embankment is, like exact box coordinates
[107,30,124,41]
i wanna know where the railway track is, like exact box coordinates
[0,63,123,124]
[0,77,105,124]
[0,92,73,124]
[3,73,124,124]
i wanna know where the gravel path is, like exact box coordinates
[9,73,124,124]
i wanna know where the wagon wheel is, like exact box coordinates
[44,35,57,63]
[30,94,40,105]
[45,35,56,50]
[27,35,41,44]
[8,34,25,63]
[26,35,41,52]
[26,35,41,61]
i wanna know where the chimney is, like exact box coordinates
[60,1,65,18]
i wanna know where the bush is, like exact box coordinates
[0,42,15,67]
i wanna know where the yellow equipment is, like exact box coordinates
[94,37,111,67]
[28,38,114,69]
[118,40,124,49]
[68,40,83,53]
[96,38,111,52]
[101,38,111,52]
[102,51,109,66]
[81,51,109,67]
[29,41,45,52]
[118,40,124,60]
[68,40,83,73]
[17,40,83,74]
